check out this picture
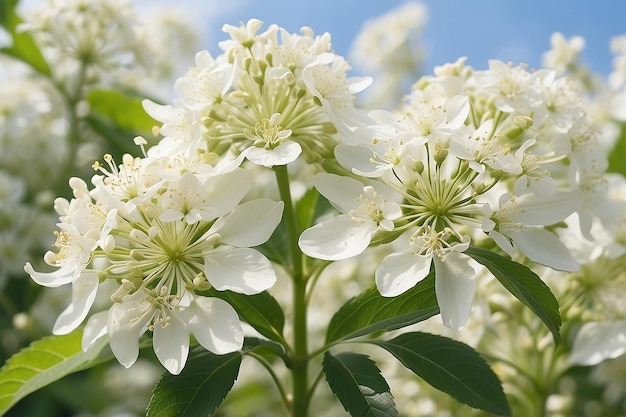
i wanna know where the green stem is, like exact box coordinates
[273,164,308,417]
[55,60,88,193]
[246,352,291,412]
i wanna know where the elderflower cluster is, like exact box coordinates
[22,18,377,375]
[20,0,148,79]
[300,57,606,332]
[349,1,428,108]
[143,18,371,167]
[24,147,284,374]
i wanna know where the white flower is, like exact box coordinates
[401,94,469,143]
[570,320,626,366]
[173,50,235,111]
[473,60,543,113]
[541,32,585,75]
[158,169,251,224]
[243,113,301,167]
[24,222,98,287]
[202,198,284,294]
[449,119,521,174]
[375,226,476,331]
[299,173,401,260]
[106,288,243,374]
[481,191,581,271]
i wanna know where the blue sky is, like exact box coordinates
[129,0,626,78]
[17,0,626,78]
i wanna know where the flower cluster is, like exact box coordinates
[143,18,371,167]
[20,0,147,78]
[24,149,284,374]
[22,18,376,375]
[300,57,602,331]
[349,1,428,108]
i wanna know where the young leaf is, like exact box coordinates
[0,329,108,415]
[146,349,242,417]
[86,89,157,134]
[205,290,286,344]
[323,351,397,417]
[326,271,439,344]
[466,246,561,345]
[0,0,51,76]
[371,332,511,416]
[608,124,626,176]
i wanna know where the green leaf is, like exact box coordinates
[0,329,109,416]
[372,332,510,416]
[608,123,626,176]
[84,89,159,160]
[326,271,439,344]
[84,114,143,158]
[295,187,320,233]
[206,290,286,344]
[146,349,241,417]
[86,89,157,134]
[323,352,397,417]
[0,0,51,76]
[466,246,561,345]
[242,337,290,367]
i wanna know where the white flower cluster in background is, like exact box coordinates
[300,57,608,332]
[349,1,428,108]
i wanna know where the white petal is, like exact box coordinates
[142,99,174,123]
[488,230,515,256]
[376,252,431,297]
[313,173,364,213]
[346,76,372,94]
[204,248,277,294]
[153,315,190,375]
[24,261,77,287]
[299,214,375,261]
[570,320,626,366]
[444,95,470,128]
[246,142,301,167]
[214,199,284,247]
[53,271,99,335]
[108,293,151,368]
[82,311,109,351]
[335,144,384,177]
[517,192,582,225]
[203,168,252,217]
[179,297,244,354]
[509,229,579,272]
[433,252,476,332]
[159,209,184,223]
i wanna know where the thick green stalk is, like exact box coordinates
[273,164,308,417]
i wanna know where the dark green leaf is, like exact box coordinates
[466,246,561,345]
[146,349,241,417]
[257,217,289,265]
[372,332,510,416]
[326,271,439,344]
[0,329,109,416]
[206,290,286,344]
[323,352,397,417]
[242,337,290,367]
[86,89,157,134]
[295,187,320,233]
[0,0,51,76]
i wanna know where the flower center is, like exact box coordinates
[245,112,292,150]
